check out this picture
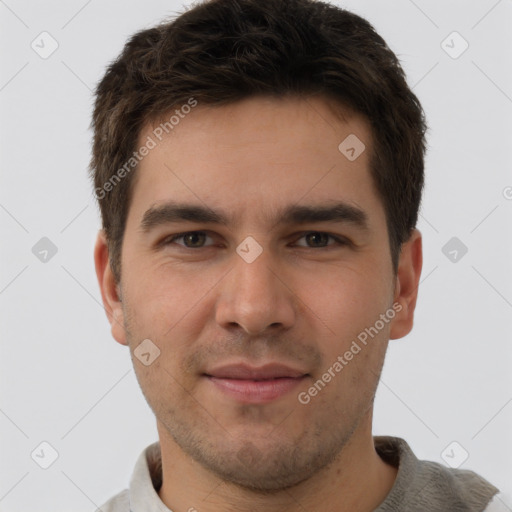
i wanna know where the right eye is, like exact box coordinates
[161,231,215,248]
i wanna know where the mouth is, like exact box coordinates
[204,376,308,403]
[203,363,310,404]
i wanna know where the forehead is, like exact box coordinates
[128,95,383,229]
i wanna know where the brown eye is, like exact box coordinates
[163,231,213,248]
[305,232,329,247]
[295,232,347,248]
[182,232,207,247]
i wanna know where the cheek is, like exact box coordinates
[123,266,225,383]
[128,323,201,410]
[302,263,392,341]
[125,263,216,328]
[131,358,186,416]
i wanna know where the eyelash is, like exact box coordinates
[160,231,350,249]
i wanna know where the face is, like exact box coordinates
[96,95,420,492]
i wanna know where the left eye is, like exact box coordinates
[294,232,346,248]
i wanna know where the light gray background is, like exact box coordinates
[1,0,511,510]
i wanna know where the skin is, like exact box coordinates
[95,95,422,512]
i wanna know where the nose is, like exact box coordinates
[215,247,296,335]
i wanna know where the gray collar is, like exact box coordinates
[127,436,499,512]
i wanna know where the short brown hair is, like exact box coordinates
[89,0,427,283]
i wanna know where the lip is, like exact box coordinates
[205,362,308,380]
[203,363,309,404]
[205,375,308,403]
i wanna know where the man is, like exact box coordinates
[90,0,501,510]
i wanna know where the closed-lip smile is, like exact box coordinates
[203,362,309,403]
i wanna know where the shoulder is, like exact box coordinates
[425,461,499,507]
[95,489,129,512]
[483,492,510,511]
[374,436,500,511]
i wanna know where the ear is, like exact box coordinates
[93,230,128,346]
[389,228,423,340]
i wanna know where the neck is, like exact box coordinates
[156,412,398,512]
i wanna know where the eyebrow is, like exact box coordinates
[139,200,369,233]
